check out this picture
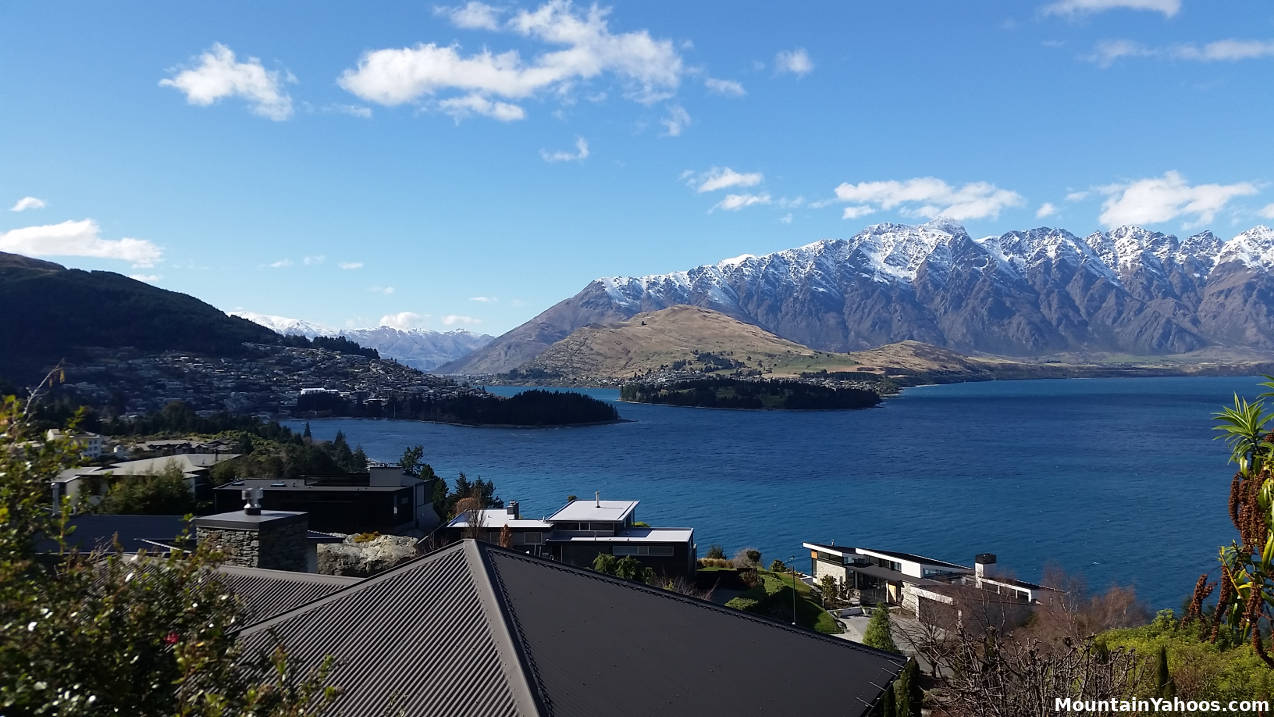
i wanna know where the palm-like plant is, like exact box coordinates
[1191,378,1274,664]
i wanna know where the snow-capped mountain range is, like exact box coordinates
[229,311,493,371]
[444,220,1274,374]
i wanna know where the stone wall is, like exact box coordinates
[196,516,310,572]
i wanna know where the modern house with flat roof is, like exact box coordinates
[443,495,696,576]
[232,540,904,716]
[213,466,438,534]
[803,541,1056,617]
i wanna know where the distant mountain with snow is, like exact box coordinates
[230,311,493,371]
[443,220,1274,374]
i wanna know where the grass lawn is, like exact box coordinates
[724,569,842,634]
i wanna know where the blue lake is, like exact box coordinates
[290,376,1264,610]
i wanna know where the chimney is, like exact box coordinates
[507,501,520,519]
[595,490,600,508]
[242,487,263,515]
[975,553,996,582]
[194,508,312,572]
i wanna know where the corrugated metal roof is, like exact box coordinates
[234,541,901,716]
[237,543,538,716]
[215,565,360,623]
[484,548,905,717]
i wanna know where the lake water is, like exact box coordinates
[290,376,1265,610]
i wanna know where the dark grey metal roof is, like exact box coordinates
[484,548,904,717]
[214,565,360,623]
[40,514,188,553]
[237,542,538,716]
[235,541,902,716]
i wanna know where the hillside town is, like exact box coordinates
[54,343,484,416]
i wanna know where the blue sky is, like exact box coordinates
[3,0,1274,335]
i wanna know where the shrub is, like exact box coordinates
[351,532,380,544]
[706,544,725,559]
[863,607,900,653]
[769,559,787,573]
[739,568,760,589]
[725,597,760,611]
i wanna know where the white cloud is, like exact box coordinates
[0,219,162,266]
[1036,202,1058,218]
[266,259,293,269]
[1174,39,1274,62]
[160,43,294,121]
[469,296,498,303]
[303,255,326,266]
[128,274,161,283]
[329,103,373,118]
[338,1,683,121]
[704,77,745,96]
[775,48,813,77]
[1087,38,1274,67]
[711,193,771,212]
[1041,0,1179,18]
[443,314,482,325]
[438,93,526,122]
[338,261,364,270]
[1260,203,1274,219]
[10,196,46,212]
[832,177,1025,221]
[540,136,590,162]
[1084,39,1155,67]
[1096,171,1257,227]
[660,104,691,137]
[779,213,793,224]
[435,1,502,30]
[369,285,396,295]
[692,167,763,193]
[379,311,429,329]
[1065,190,1090,202]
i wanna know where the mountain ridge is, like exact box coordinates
[443,221,1274,375]
[229,311,494,371]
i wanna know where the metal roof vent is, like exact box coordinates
[595,490,600,508]
[242,487,264,515]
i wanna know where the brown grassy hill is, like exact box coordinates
[513,305,1274,385]
[516,305,1025,382]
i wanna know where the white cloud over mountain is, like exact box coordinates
[1096,171,1257,227]
[0,219,162,266]
[832,177,1025,221]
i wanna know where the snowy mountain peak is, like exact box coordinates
[1217,225,1274,270]
[229,311,332,338]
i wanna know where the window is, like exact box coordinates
[614,545,674,557]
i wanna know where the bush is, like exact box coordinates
[706,544,725,560]
[100,464,195,515]
[863,607,900,653]
[725,597,760,611]
[351,532,380,544]
[769,559,787,573]
[732,547,761,569]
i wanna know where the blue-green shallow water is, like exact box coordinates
[289,376,1264,610]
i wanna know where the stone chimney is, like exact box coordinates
[975,553,996,584]
[507,501,520,519]
[194,507,312,572]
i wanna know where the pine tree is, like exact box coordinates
[895,658,922,717]
[1154,644,1175,699]
[876,679,896,717]
[863,607,900,653]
